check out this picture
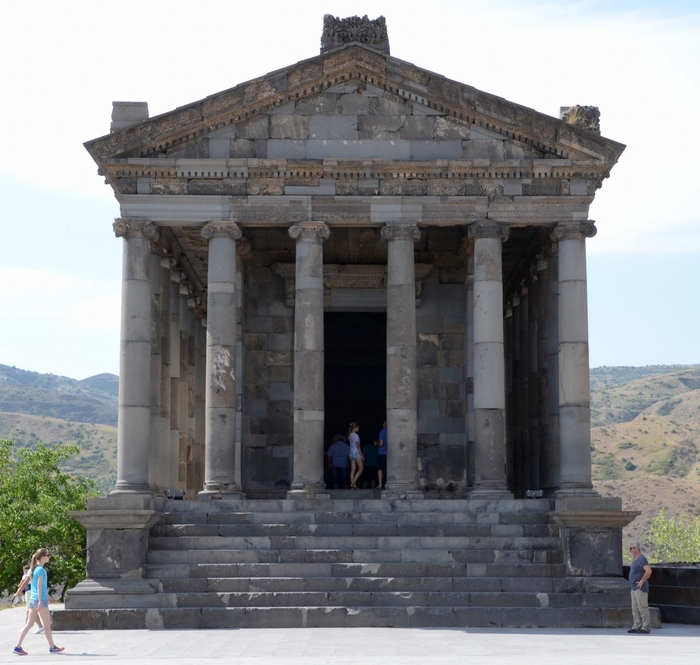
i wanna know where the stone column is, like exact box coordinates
[518,282,530,495]
[199,221,242,497]
[463,238,476,489]
[468,222,512,498]
[193,309,206,497]
[158,258,172,493]
[546,242,561,492]
[528,272,540,491]
[148,251,162,492]
[112,218,159,495]
[235,239,251,493]
[536,252,551,490]
[168,272,181,491]
[381,223,422,499]
[178,284,189,491]
[554,221,597,496]
[287,222,330,498]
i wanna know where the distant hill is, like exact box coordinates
[0,365,118,426]
[0,365,119,494]
[590,365,700,550]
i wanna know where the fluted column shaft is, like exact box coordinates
[158,258,172,492]
[112,218,158,494]
[200,221,242,496]
[382,223,422,498]
[168,272,181,490]
[468,222,512,497]
[554,221,597,495]
[148,251,162,491]
[288,222,330,497]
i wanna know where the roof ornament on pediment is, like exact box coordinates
[561,105,601,135]
[321,14,390,54]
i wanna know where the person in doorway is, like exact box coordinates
[361,439,378,488]
[14,548,64,656]
[377,421,387,490]
[326,434,350,489]
[627,541,652,634]
[347,422,364,489]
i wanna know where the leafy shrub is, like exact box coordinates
[647,509,700,563]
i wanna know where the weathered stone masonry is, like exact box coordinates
[63,16,644,629]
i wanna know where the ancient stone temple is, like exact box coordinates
[58,15,650,629]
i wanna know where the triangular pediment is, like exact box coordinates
[86,43,624,175]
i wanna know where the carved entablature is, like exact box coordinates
[321,14,390,54]
[562,105,601,135]
[273,263,432,305]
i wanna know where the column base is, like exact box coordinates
[382,484,425,500]
[197,487,243,500]
[110,483,153,498]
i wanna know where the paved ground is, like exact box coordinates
[1,605,696,664]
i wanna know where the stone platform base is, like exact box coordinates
[58,497,649,630]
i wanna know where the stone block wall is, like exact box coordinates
[241,258,295,498]
[416,283,467,496]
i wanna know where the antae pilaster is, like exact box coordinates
[199,220,242,497]
[288,222,330,498]
[553,221,597,496]
[381,223,423,499]
[468,221,512,498]
[112,218,159,495]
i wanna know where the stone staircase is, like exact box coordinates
[56,497,643,629]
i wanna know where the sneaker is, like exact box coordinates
[13,646,28,656]
[33,627,45,634]
[627,628,640,633]
[49,646,65,653]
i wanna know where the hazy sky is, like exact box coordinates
[1,0,698,380]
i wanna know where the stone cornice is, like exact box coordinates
[85,45,624,170]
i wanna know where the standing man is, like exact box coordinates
[377,421,387,490]
[326,434,350,489]
[627,541,652,634]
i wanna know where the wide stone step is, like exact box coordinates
[151,522,553,538]
[146,547,562,565]
[53,604,650,630]
[145,561,566,579]
[159,510,551,527]
[147,535,560,551]
[68,588,631,611]
[157,575,559,594]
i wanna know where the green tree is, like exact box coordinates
[646,508,700,563]
[0,439,97,600]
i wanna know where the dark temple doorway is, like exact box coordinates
[324,312,387,463]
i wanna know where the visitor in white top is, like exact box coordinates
[347,422,364,489]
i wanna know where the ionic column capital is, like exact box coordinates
[288,221,330,242]
[113,218,159,241]
[381,223,421,242]
[552,221,597,242]
[468,221,510,242]
[201,221,242,241]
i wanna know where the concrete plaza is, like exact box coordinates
[1,605,696,665]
